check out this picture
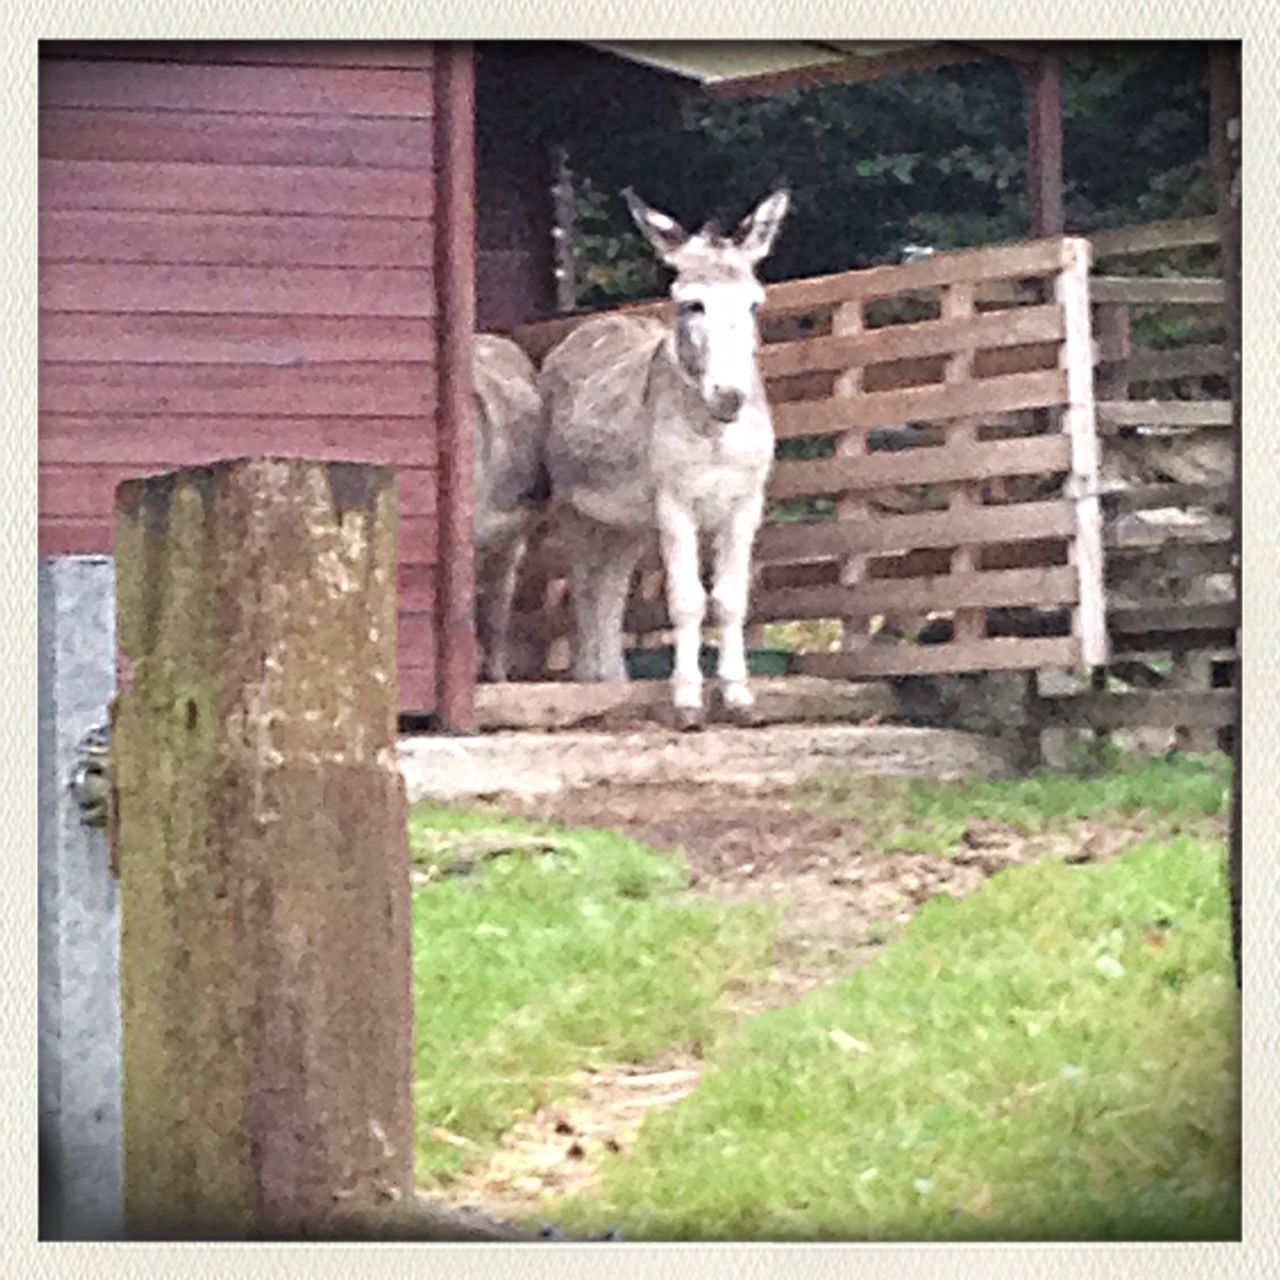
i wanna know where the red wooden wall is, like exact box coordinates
[37,41,463,717]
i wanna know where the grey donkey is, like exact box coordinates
[473,333,548,682]
[540,187,789,728]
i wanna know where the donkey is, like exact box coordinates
[473,333,547,682]
[541,188,789,728]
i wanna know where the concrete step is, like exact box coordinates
[399,721,1017,803]
[472,675,898,733]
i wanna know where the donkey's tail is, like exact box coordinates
[520,460,553,510]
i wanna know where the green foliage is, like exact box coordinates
[553,832,1239,1240]
[775,435,836,462]
[573,174,665,307]
[565,45,1212,305]
[1061,47,1213,230]
[408,806,776,1185]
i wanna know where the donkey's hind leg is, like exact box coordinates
[559,508,611,682]
[561,511,644,682]
[477,532,527,683]
[591,532,646,683]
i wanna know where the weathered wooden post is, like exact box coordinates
[1210,41,1242,986]
[111,458,414,1240]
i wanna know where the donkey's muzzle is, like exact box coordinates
[708,388,745,422]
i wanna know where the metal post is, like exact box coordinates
[551,144,578,314]
[38,555,123,1241]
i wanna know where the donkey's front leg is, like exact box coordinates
[657,492,706,730]
[712,492,765,721]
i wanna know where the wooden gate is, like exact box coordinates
[512,233,1108,683]
[1044,216,1237,749]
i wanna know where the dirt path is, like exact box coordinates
[506,782,1156,1005]
[436,781,1211,1225]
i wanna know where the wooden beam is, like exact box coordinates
[433,43,478,732]
[112,459,414,1239]
[797,636,1079,679]
[1022,52,1064,237]
[1057,237,1108,668]
[954,41,1045,68]
[1096,400,1232,430]
[1089,215,1220,259]
[1090,276,1225,305]
[769,434,1071,502]
[1042,690,1236,730]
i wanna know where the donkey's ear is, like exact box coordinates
[735,189,790,263]
[623,188,688,263]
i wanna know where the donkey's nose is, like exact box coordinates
[708,388,745,422]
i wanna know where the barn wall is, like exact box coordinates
[38,42,446,714]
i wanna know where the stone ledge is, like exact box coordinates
[472,676,898,732]
[399,723,1017,803]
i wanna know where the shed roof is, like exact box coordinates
[583,41,1036,98]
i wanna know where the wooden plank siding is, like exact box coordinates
[37,42,449,715]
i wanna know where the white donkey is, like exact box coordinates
[473,333,547,682]
[541,188,788,728]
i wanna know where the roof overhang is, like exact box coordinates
[583,41,1045,99]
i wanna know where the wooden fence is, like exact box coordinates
[512,234,1108,682]
[1040,215,1237,750]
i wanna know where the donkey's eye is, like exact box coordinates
[678,300,705,316]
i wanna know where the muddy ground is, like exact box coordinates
[433,781,1218,1227]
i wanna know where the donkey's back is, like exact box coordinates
[541,313,668,527]
[473,334,544,549]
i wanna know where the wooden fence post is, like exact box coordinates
[1210,40,1242,987]
[111,458,414,1240]
[833,299,872,652]
[941,282,984,643]
[1057,238,1109,671]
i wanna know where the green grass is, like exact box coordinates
[409,806,776,1186]
[549,832,1239,1241]
[408,756,1238,1241]
[794,751,1231,855]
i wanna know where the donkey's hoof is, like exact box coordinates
[724,701,764,728]
[673,705,707,733]
[719,682,760,725]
